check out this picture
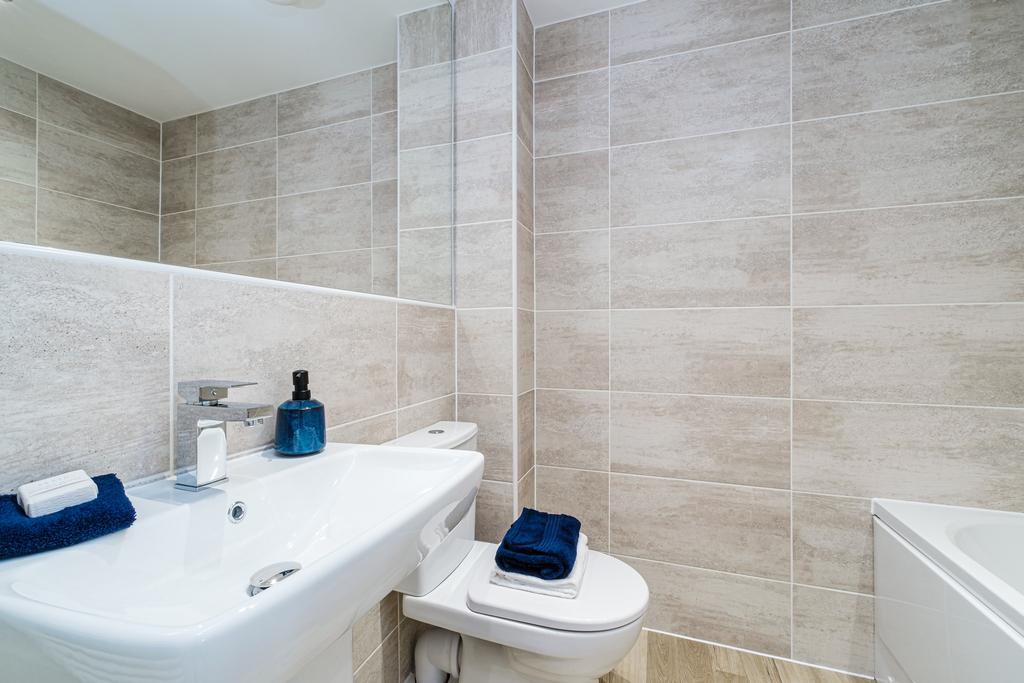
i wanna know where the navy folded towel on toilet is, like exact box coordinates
[495,507,582,580]
[0,474,136,561]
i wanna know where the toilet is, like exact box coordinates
[389,422,649,683]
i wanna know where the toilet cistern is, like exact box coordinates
[175,380,273,491]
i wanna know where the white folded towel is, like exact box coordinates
[490,533,589,599]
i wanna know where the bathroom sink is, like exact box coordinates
[0,443,484,682]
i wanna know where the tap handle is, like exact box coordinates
[177,380,257,404]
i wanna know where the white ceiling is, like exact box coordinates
[0,0,446,122]
[522,0,634,28]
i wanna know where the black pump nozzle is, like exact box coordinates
[291,369,311,401]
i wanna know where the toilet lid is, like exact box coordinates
[465,549,649,632]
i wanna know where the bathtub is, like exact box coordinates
[873,499,1024,683]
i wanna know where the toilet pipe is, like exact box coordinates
[415,627,461,683]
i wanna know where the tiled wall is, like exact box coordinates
[532,0,1024,677]
[160,63,400,297]
[0,57,161,259]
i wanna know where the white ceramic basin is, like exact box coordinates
[0,443,483,682]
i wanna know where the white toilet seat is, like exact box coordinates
[402,541,649,662]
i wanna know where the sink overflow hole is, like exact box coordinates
[248,562,302,597]
[229,501,246,523]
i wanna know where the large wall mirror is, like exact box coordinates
[0,0,454,304]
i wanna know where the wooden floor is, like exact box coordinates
[602,631,871,683]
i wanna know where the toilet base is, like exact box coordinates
[458,635,600,683]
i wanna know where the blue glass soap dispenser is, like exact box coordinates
[275,370,326,456]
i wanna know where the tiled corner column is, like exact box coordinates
[447,0,536,544]
[534,0,1024,678]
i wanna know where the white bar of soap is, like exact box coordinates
[16,470,98,518]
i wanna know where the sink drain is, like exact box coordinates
[248,561,302,597]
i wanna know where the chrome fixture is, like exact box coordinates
[175,380,273,492]
[248,561,302,597]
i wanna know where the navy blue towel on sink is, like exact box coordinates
[495,507,582,580]
[0,474,136,561]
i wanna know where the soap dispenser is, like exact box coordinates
[275,370,326,456]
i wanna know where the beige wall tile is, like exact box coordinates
[0,57,37,118]
[516,137,533,229]
[371,112,397,181]
[537,466,609,550]
[456,0,514,59]
[372,63,397,115]
[328,413,397,445]
[793,587,874,676]
[455,48,514,142]
[536,12,609,81]
[535,70,609,157]
[372,180,398,247]
[455,133,513,225]
[611,474,791,580]
[398,618,430,681]
[352,593,399,670]
[518,390,535,477]
[793,494,874,594]
[160,157,196,215]
[793,305,1024,407]
[517,223,534,309]
[195,199,276,264]
[610,0,790,65]
[795,0,1024,119]
[38,190,159,261]
[196,95,276,153]
[278,118,371,195]
[793,199,1024,306]
[612,126,790,227]
[38,124,160,213]
[516,56,534,151]
[793,93,1024,212]
[536,310,609,390]
[477,480,514,543]
[457,393,514,482]
[278,70,371,135]
[536,389,609,470]
[793,0,933,28]
[196,139,276,208]
[162,116,196,160]
[535,229,609,310]
[517,0,535,78]
[0,108,35,185]
[517,308,534,392]
[399,61,453,150]
[0,252,169,493]
[277,184,372,257]
[622,557,791,657]
[277,250,372,292]
[397,394,456,434]
[611,34,789,146]
[398,304,455,407]
[455,221,514,308]
[611,217,790,308]
[535,150,609,232]
[372,247,397,297]
[399,227,452,304]
[793,400,1024,512]
[160,211,196,266]
[399,4,452,71]
[174,275,396,452]
[399,144,452,229]
[611,308,790,397]
[38,76,160,159]
[517,466,535,511]
[353,629,399,683]
[457,308,514,394]
[0,179,35,244]
[611,393,790,489]
[199,259,277,279]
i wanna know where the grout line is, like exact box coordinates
[793,0,952,32]
[274,94,280,280]
[33,72,39,245]
[788,4,796,658]
[606,12,613,553]
[157,121,163,262]
[167,274,176,474]
[193,116,198,265]
[535,302,1024,312]
[34,187,159,217]
[34,118,162,162]
[511,3,521,513]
